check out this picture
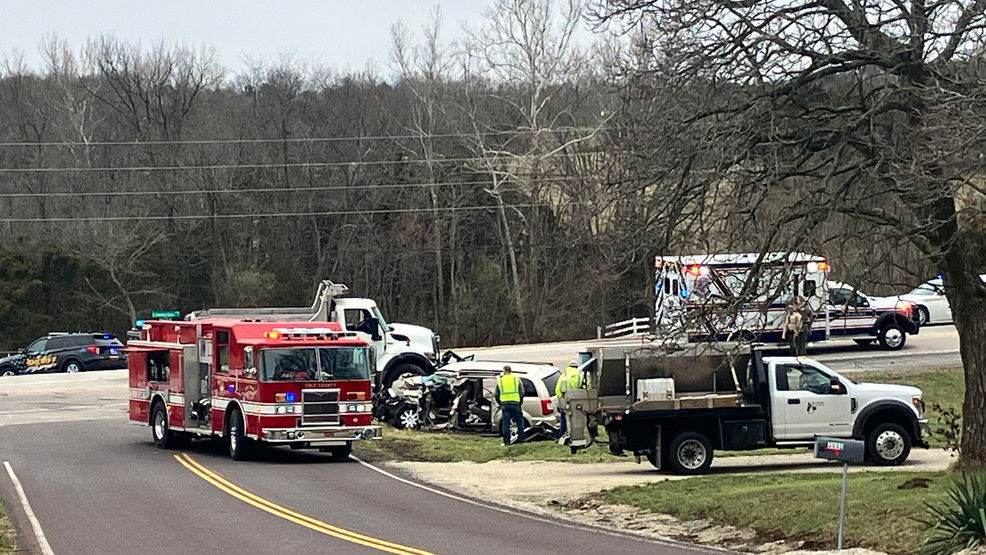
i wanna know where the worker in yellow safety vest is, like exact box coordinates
[495,365,525,445]
[556,359,584,438]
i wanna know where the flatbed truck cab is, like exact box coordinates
[564,343,929,474]
[128,318,380,460]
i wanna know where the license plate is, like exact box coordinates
[109,355,120,359]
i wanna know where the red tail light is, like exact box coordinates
[540,399,554,416]
[86,346,99,354]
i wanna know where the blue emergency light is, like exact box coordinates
[135,320,145,328]
[226,384,235,392]
[286,392,297,403]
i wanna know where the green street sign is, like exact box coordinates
[151,310,182,319]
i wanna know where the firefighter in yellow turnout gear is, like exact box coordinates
[495,366,525,445]
[555,359,584,439]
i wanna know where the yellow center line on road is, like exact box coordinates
[174,453,437,555]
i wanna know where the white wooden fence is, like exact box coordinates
[597,317,651,338]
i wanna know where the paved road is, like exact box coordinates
[468,324,962,372]
[0,373,708,554]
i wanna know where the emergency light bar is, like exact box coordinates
[264,328,359,341]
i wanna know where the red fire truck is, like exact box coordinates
[128,318,381,460]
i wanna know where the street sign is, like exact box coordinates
[814,436,866,549]
[151,311,181,320]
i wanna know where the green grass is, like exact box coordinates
[355,425,618,463]
[0,504,13,553]
[601,471,952,554]
[844,367,963,448]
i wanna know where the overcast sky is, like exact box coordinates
[0,1,518,76]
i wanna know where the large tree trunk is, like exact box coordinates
[946,246,986,466]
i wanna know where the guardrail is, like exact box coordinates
[597,317,651,338]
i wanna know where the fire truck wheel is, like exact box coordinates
[151,403,173,449]
[227,408,250,461]
[320,442,353,460]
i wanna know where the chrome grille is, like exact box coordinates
[301,388,340,426]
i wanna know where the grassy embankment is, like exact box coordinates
[602,471,950,554]
[597,367,965,554]
[358,366,963,463]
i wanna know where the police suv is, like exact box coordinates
[0,332,126,376]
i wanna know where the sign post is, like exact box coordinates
[813,436,865,550]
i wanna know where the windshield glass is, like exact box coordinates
[261,347,371,381]
[543,371,560,396]
[908,283,938,296]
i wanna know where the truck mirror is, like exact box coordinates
[829,377,844,394]
[243,347,257,377]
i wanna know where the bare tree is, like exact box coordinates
[599,0,986,464]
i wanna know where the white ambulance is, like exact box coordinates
[654,252,920,349]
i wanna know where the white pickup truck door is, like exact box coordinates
[770,362,853,440]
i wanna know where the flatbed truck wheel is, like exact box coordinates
[667,432,714,475]
[866,422,911,465]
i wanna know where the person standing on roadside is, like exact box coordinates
[495,365,525,445]
[781,302,805,356]
[555,359,583,439]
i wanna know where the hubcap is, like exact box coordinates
[884,328,903,347]
[230,423,239,452]
[509,423,520,444]
[677,439,707,469]
[153,411,166,440]
[67,363,80,373]
[919,310,928,325]
[399,409,419,428]
[1,370,14,377]
[875,430,905,460]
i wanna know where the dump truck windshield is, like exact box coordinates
[261,347,371,381]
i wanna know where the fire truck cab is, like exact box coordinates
[128,318,381,460]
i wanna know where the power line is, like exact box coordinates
[0,202,585,223]
[0,176,588,198]
[0,151,594,173]
[0,126,612,148]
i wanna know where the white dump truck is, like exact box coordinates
[563,343,929,474]
[187,280,440,388]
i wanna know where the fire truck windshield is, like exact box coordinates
[260,347,371,382]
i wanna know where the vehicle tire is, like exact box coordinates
[666,432,714,475]
[63,359,83,373]
[151,402,173,449]
[322,442,353,460]
[394,405,421,429]
[877,323,907,350]
[227,408,250,461]
[866,422,911,466]
[917,307,930,326]
[383,362,427,389]
[0,367,15,377]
